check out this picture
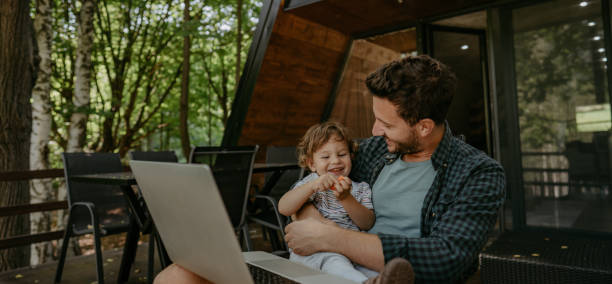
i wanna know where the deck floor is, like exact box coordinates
[0,223,480,283]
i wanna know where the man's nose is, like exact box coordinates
[372,121,383,136]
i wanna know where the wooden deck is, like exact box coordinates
[0,223,481,283]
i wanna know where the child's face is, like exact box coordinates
[308,135,352,177]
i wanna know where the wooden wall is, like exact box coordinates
[328,39,400,138]
[238,8,350,149]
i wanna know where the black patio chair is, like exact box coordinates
[188,145,259,251]
[248,146,304,253]
[128,150,178,279]
[129,150,178,163]
[55,152,137,284]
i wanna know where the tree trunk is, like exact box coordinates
[180,0,191,158]
[0,0,35,271]
[30,0,54,266]
[66,0,95,153]
[235,0,243,86]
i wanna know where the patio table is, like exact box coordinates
[71,172,170,283]
[252,162,300,196]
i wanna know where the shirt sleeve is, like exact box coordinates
[377,161,505,282]
[291,172,319,201]
[353,182,373,210]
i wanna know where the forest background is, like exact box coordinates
[0,0,260,271]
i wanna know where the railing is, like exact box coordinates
[0,169,67,250]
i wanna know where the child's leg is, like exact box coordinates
[291,252,368,282]
[355,265,379,278]
[319,253,369,282]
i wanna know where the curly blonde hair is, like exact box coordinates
[296,121,357,168]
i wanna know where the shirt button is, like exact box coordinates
[432,212,436,217]
[442,163,448,168]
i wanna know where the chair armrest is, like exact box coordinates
[69,202,103,235]
[252,194,286,231]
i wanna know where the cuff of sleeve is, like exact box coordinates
[377,233,408,263]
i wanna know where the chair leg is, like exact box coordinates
[147,232,155,284]
[242,224,253,251]
[118,221,140,283]
[54,219,74,283]
[154,229,171,268]
[92,226,105,284]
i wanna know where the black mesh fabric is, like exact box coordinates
[129,151,178,163]
[189,146,258,230]
[480,231,612,284]
[62,152,131,234]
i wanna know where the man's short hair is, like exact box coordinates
[365,55,457,125]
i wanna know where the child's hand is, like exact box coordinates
[331,176,352,201]
[311,173,340,193]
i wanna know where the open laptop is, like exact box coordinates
[130,160,356,284]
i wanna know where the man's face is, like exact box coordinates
[372,96,421,154]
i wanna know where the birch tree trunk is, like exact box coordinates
[0,0,35,271]
[235,0,243,85]
[29,0,54,266]
[66,0,95,153]
[180,0,191,158]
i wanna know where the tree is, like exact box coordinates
[0,0,35,271]
[66,0,95,152]
[30,0,55,265]
[180,0,192,158]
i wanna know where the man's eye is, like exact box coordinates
[338,153,347,156]
[321,156,329,159]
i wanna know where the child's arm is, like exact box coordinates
[334,177,375,230]
[278,182,316,217]
[278,174,337,216]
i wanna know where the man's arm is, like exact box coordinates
[284,218,385,271]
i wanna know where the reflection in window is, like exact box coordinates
[513,0,612,232]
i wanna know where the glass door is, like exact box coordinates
[508,0,612,233]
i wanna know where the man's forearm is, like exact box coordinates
[323,225,385,271]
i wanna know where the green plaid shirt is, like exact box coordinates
[350,123,505,283]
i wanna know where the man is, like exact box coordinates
[285,55,505,283]
[154,55,505,283]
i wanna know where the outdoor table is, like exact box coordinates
[252,162,300,196]
[71,172,171,283]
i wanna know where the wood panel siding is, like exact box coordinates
[328,39,401,138]
[238,10,350,148]
[285,0,496,35]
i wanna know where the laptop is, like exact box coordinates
[129,160,356,284]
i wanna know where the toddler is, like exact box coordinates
[278,121,377,282]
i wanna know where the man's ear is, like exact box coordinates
[417,119,435,137]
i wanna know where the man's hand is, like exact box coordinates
[284,218,339,256]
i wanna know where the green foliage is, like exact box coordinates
[514,15,608,151]
[45,0,261,163]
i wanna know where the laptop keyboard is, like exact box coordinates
[247,263,299,284]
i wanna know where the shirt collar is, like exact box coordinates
[430,121,453,171]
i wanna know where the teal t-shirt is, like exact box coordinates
[368,158,436,237]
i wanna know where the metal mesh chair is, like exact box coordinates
[480,231,612,284]
[248,146,304,253]
[129,150,178,163]
[55,152,136,284]
[189,145,259,250]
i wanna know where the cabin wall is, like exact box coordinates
[328,39,400,138]
[238,8,350,149]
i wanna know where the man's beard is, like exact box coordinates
[396,128,421,155]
